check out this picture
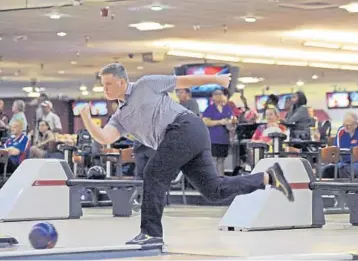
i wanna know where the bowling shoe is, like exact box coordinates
[266,163,294,202]
[125,232,163,245]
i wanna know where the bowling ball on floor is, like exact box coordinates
[29,222,58,250]
[87,166,106,180]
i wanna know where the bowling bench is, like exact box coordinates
[0,159,143,222]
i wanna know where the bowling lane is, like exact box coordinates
[0,206,357,259]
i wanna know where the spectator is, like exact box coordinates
[262,94,279,120]
[9,100,27,133]
[41,101,62,133]
[284,91,311,139]
[29,120,55,158]
[35,93,49,124]
[0,120,29,173]
[252,107,287,144]
[331,112,358,178]
[202,89,233,176]
[176,89,200,116]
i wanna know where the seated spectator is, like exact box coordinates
[330,112,358,178]
[0,120,29,173]
[283,91,311,139]
[29,120,56,158]
[41,101,62,133]
[9,100,27,133]
[202,89,233,176]
[252,107,287,144]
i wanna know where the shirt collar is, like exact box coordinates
[118,83,133,107]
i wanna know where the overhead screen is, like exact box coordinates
[174,63,239,97]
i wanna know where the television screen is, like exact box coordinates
[255,95,269,112]
[91,101,108,116]
[278,94,292,111]
[326,92,350,109]
[194,97,209,113]
[350,92,358,107]
[72,101,108,116]
[184,65,231,94]
[72,101,87,116]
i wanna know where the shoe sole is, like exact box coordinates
[273,163,295,202]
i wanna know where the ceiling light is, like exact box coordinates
[312,75,318,80]
[92,86,104,92]
[276,60,308,66]
[49,13,61,19]
[303,41,340,49]
[296,80,304,86]
[137,66,144,70]
[285,29,358,44]
[342,45,358,51]
[340,65,358,70]
[242,58,275,64]
[150,4,164,11]
[167,50,205,59]
[28,92,40,98]
[0,37,2,41]
[238,77,264,84]
[129,22,174,31]
[22,87,33,93]
[79,84,87,91]
[58,70,65,74]
[57,32,67,37]
[205,54,240,62]
[339,3,358,13]
[244,17,256,23]
[70,60,77,65]
[82,91,89,96]
[236,84,245,90]
[309,63,340,69]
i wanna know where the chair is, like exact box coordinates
[350,147,358,181]
[0,150,9,180]
[318,146,340,179]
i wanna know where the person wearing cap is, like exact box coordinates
[41,101,62,133]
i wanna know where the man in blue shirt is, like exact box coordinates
[333,112,358,178]
[1,120,28,173]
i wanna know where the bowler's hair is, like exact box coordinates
[99,63,129,82]
[13,100,25,112]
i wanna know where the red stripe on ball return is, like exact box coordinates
[290,182,309,189]
[32,180,67,186]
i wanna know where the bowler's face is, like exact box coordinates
[101,74,125,100]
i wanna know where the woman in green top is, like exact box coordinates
[9,100,28,133]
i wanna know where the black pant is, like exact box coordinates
[140,113,266,237]
[134,145,156,180]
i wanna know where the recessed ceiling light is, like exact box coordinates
[49,13,61,19]
[340,3,358,13]
[92,85,104,92]
[0,37,2,41]
[236,84,245,90]
[79,84,87,91]
[57,32,67,37]
[244,17,257,23]
[238,77,264,83]
[22,87,33,93]
[129,22,174,31]
[58,70,65,74]
[28,92,40,98]
[150,4,164,11]
[312,74,318,80]
[296,80,304,86]
[70,60,77,65]
[82,90,89,96]
[137,66,144,70]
